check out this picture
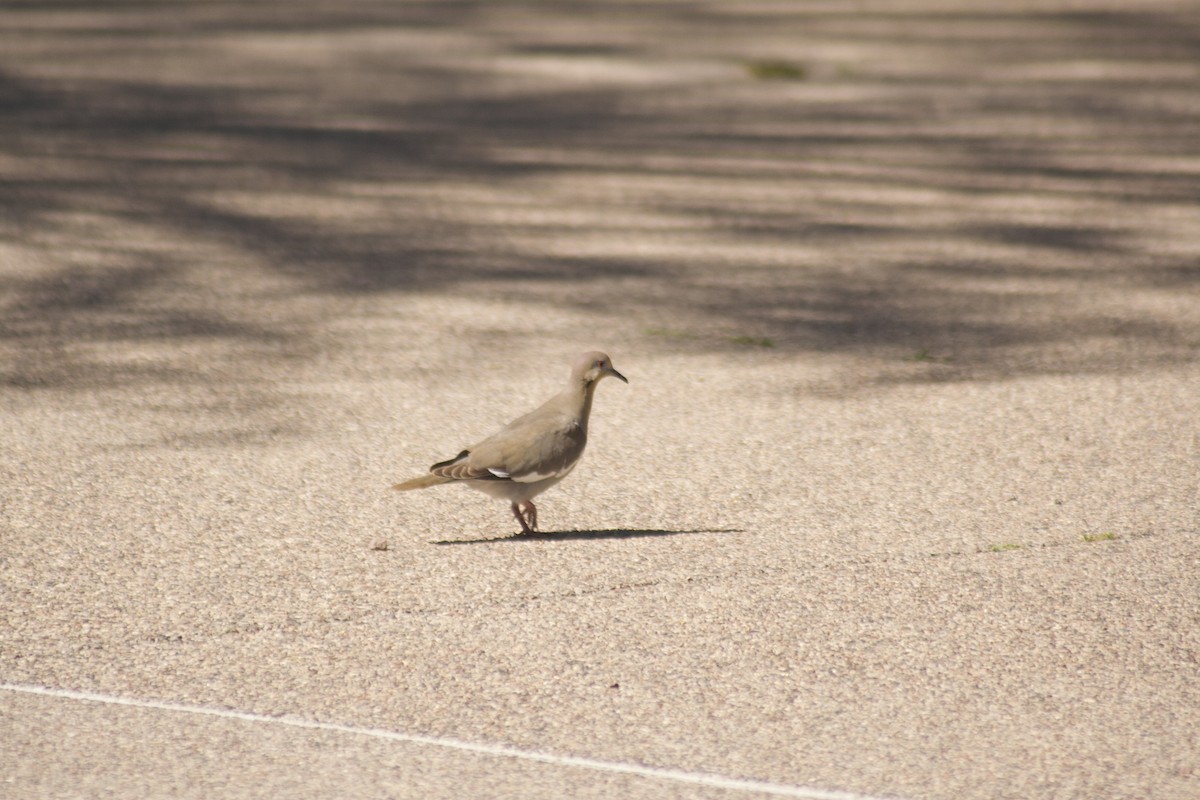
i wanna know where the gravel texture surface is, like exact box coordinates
[2,3,1199,799]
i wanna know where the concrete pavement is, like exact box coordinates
[2,3,1198,798]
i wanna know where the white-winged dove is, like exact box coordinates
[393,351,628,534]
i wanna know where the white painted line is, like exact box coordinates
[1,682,894,800]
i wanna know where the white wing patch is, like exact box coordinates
[512,463,576,483]
[487,468,511,479]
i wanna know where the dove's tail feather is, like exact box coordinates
[392,474,454,491]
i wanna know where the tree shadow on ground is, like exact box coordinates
[2,1,1198,392]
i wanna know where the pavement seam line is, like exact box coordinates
[1,682,894,800]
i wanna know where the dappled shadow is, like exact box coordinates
[432,528,743,545]
[1,1,1198,393]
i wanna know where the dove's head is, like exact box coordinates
[573,351,628,387]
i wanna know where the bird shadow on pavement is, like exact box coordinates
[432,528,742,545]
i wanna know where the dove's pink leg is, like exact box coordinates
[511,502,535,535]
[522,501,538,531]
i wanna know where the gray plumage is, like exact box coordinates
[393,351,628,534]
